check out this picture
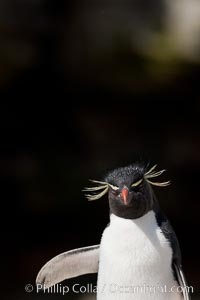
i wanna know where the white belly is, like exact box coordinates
[97,211,182,300]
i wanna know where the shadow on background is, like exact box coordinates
[0,0,200,299]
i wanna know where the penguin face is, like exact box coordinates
[105,164,154,219]
[83,163,170,219]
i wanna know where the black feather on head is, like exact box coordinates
[83,163,170,201]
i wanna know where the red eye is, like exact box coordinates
[111,189,118,195]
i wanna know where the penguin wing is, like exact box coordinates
[162,223,190,300]
[173,263,190,300]
[155,210,190,300]
[36,245,100,289]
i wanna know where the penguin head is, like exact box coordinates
[104,164,153,219]
[83,163,170,219]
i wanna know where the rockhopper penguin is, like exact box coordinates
[36,163,190,300]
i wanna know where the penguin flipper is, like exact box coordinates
[36,245,99,289]
[173,263,190,300]
[155,208,190,300]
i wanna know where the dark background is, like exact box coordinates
[0,1,200,299]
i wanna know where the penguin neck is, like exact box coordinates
[109,209,162,244]
[109,192,160,220]
[109,196,162,227]
[110,209,156,226]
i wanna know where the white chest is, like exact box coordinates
[97,211,182,300]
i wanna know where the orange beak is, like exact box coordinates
[120,188,129,205]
